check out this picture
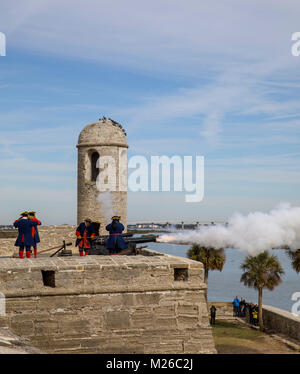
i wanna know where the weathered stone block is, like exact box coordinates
[34,320,59,335]
[6,299,38,313]
[58,319,91,333]
[177,303,199,316]
[153,305,176,317]
[0,317,9,328]
[105,311,130,329]
[50,338,82,349]
[154,317,178,330]
[177,315,199,330]
[10,321,34,336]
[131,313,154,329]
[135,292,161,305]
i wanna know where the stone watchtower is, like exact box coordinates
[77,118,128,235]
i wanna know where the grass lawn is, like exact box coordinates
[212,320,298,354]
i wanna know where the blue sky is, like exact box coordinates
[0,0,300,224]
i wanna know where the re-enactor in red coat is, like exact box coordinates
[75,218,95,256]
[14,212,39,259]
[28,211,41,258]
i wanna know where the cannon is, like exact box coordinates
[53,219,157,256]
[88,222,158,254]
[89,234,158,255]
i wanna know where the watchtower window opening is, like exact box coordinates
[91,152,99,182]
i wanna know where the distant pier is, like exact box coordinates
[128,220,226,230]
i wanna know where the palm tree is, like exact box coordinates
[187,244,226,297]
[287,249,300,273]
[240,251,284,331]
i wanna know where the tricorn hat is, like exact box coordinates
[84,218,92,223]
[28,211,36,216]
[20,211,29,217]
[111,216,121,221]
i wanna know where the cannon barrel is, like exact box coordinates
[124,235,157,244]
[96,233,133,239]
[90,235,158,255]
[92,234,157,245]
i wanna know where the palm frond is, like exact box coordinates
[288,249,300,273]
[187,244,226,272]
[240,250,284,291]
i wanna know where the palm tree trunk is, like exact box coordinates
[204,267,209,284]
[204,267,209,300]
[258,287,263,331]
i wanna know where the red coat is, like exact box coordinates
[14,219,38,247]
[75,222,95,248]
[30,217,41,244]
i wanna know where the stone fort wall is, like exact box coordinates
[0,253,216,354]
[262,305,300,343]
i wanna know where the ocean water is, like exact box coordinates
[147,240,300,312]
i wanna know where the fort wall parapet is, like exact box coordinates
[0,251,216,354]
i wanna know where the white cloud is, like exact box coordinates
[0,1,298,72]
[2,0,300,144]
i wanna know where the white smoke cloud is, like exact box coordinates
[158,204,300,255]
[97,192,114,224]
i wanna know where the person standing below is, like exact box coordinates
[75,218,95,256]
[105,216,128,255]
[245,301,251,322]
[252,304,259,326]
[210,305,217,325]
[233,296,240,317]
[28,211,41,258]
[249,303,254,324]
[14,212,39,259]
[239,297,246,317]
